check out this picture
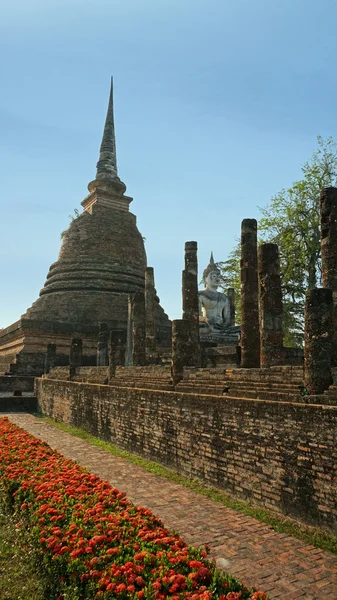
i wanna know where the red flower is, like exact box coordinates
[0,418,268,600]
[70,548,84,558]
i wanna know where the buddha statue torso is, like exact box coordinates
[198,253,230,333]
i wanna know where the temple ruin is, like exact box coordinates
[0,79,171,375]
[2,83,337,534]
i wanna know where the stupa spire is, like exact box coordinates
[96,77,119,182]
[85,77,128,208]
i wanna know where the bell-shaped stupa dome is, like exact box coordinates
[24,79,156,328]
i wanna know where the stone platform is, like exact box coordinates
[46,364,309,402]
[200,324,241,346]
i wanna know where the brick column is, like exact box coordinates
[258,243,284,368]
[44,343,56,374]
[182,241,199,323]
[107,330,120,382]
[181,241,200,366]
[125,295,133,366]
[97,322,109,366]
[132,292,146,366]
[321,186,337,365]
[172,319,199,385]
[145,267,157,361]
[240,219,260,368]
[304,288,333,394]
[69,338,82,380]
[115,330,127,367]
[227,288,235,326]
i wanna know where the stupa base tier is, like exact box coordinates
[0,317,171,376]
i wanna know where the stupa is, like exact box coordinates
[0,79,171,374]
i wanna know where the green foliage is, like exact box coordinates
[0,512,48,600]
[217,240,241,324]
[218,136,337,346]
[259,135,337,346]
[60,207,81,239]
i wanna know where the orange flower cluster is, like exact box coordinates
[0,418,268,600]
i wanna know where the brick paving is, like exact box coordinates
[4,413,337,600]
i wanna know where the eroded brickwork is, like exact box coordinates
[97,323,109,366]
[69,338,83,380]
[44,343,56,374]
[182,242,200,365]
[258,244,284,368]
[145,268,157,360]
[107,331,118,381]
[182,241,199,324]
[321,186,337,289]
[131,293,146,366]
[36,378,337,532]
[171,319,200,384]
[321,186,337,367]
[304,288,333,394]
[240,219,260,368]
[171,320,187,384]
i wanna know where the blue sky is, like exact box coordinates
[1,0,337,327]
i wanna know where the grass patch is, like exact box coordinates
[39,415,337,555]
[0,512,48,600]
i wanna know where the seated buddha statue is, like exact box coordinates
[198,253,230,333]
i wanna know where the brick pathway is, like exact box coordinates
[4,414,337,600]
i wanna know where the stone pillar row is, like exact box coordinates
[172,228,286,379]
[63,185,337,393]
[171,241,201,384]
[302,186,337,393]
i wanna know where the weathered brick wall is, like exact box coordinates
[0,376,34,392]
[36,378,337,532]
[47,366,109,383]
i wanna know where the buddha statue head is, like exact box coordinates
[202,252,221,291]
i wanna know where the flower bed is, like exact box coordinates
[0,417,268,600]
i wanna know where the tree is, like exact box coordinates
[259,136,337,346]
[218,136,337,346]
